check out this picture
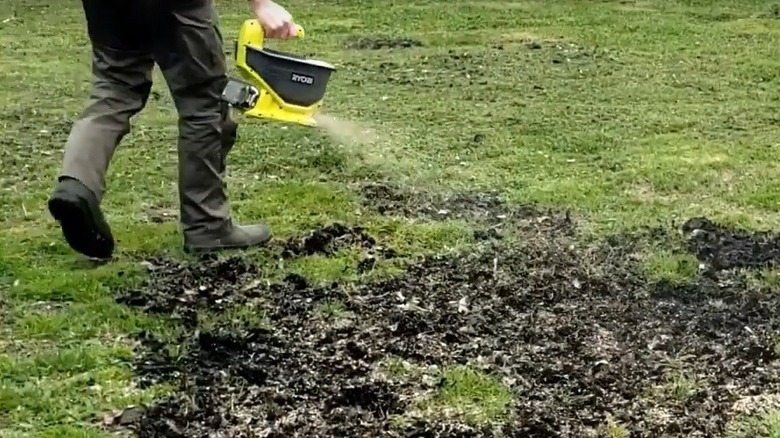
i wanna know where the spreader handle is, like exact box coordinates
[267,24,305,40]
[239,19,306,50]
[294,24,305,39]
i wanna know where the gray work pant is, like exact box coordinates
[60,0,237,233]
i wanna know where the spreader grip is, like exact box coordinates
[239,19,306,49]
[294,25,305,39]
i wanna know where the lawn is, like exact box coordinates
[2,0,780,436]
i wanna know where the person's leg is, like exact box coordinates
[213,11,239,177]
[153,0,270,253]
[49,0,155,259]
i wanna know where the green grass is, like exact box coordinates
[642,250,700,284]
[379,360,513,426]
[598,414,630,438]
[416,365,514,426]
[643,359,706,406]
[660,366,705,402]
[728,409,780,438]
[1,0,780,435]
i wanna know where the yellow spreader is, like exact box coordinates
[221,19,336,127]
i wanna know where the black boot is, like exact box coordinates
[183,220,272,254]
[47,177,114,259]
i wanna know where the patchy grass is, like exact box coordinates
[197,303,270,332]
[727,409,780,438]
[419,365,514,426]
[317,299,347,320]
[388,364,515,428]
[660,366,705,403]
[597,414,630,438]
[642,250,700,284]
[1,0,780,436]
[642,358,706,405]
[745,268,780,292]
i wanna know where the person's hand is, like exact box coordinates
[249,0,297,39]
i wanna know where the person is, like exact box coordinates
[46,0,298,260]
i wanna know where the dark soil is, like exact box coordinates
[116,255,260,328]
[683,216,780,270]
[116,214,780,437]
[279,222,396,260]
[359,183,565,227]
[345,36,423,50]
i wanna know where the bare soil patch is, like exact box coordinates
[114,205,780,437]
[345,36,424,50]
[359,183,562,225]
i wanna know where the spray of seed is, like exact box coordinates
[312,112,378,146]
[311,111,437,184]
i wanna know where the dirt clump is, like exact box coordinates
[345,36,423,50]
[683,216,780,270]
[116,216,780,437]
[473,228,503,241]
[280,222,395,259]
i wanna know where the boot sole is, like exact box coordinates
[183,239,273,255]
[48,193,114,260]
[183,234,273,255]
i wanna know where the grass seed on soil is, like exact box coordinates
[115,212,780,437]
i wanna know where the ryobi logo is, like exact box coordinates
[291,73,314,85]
